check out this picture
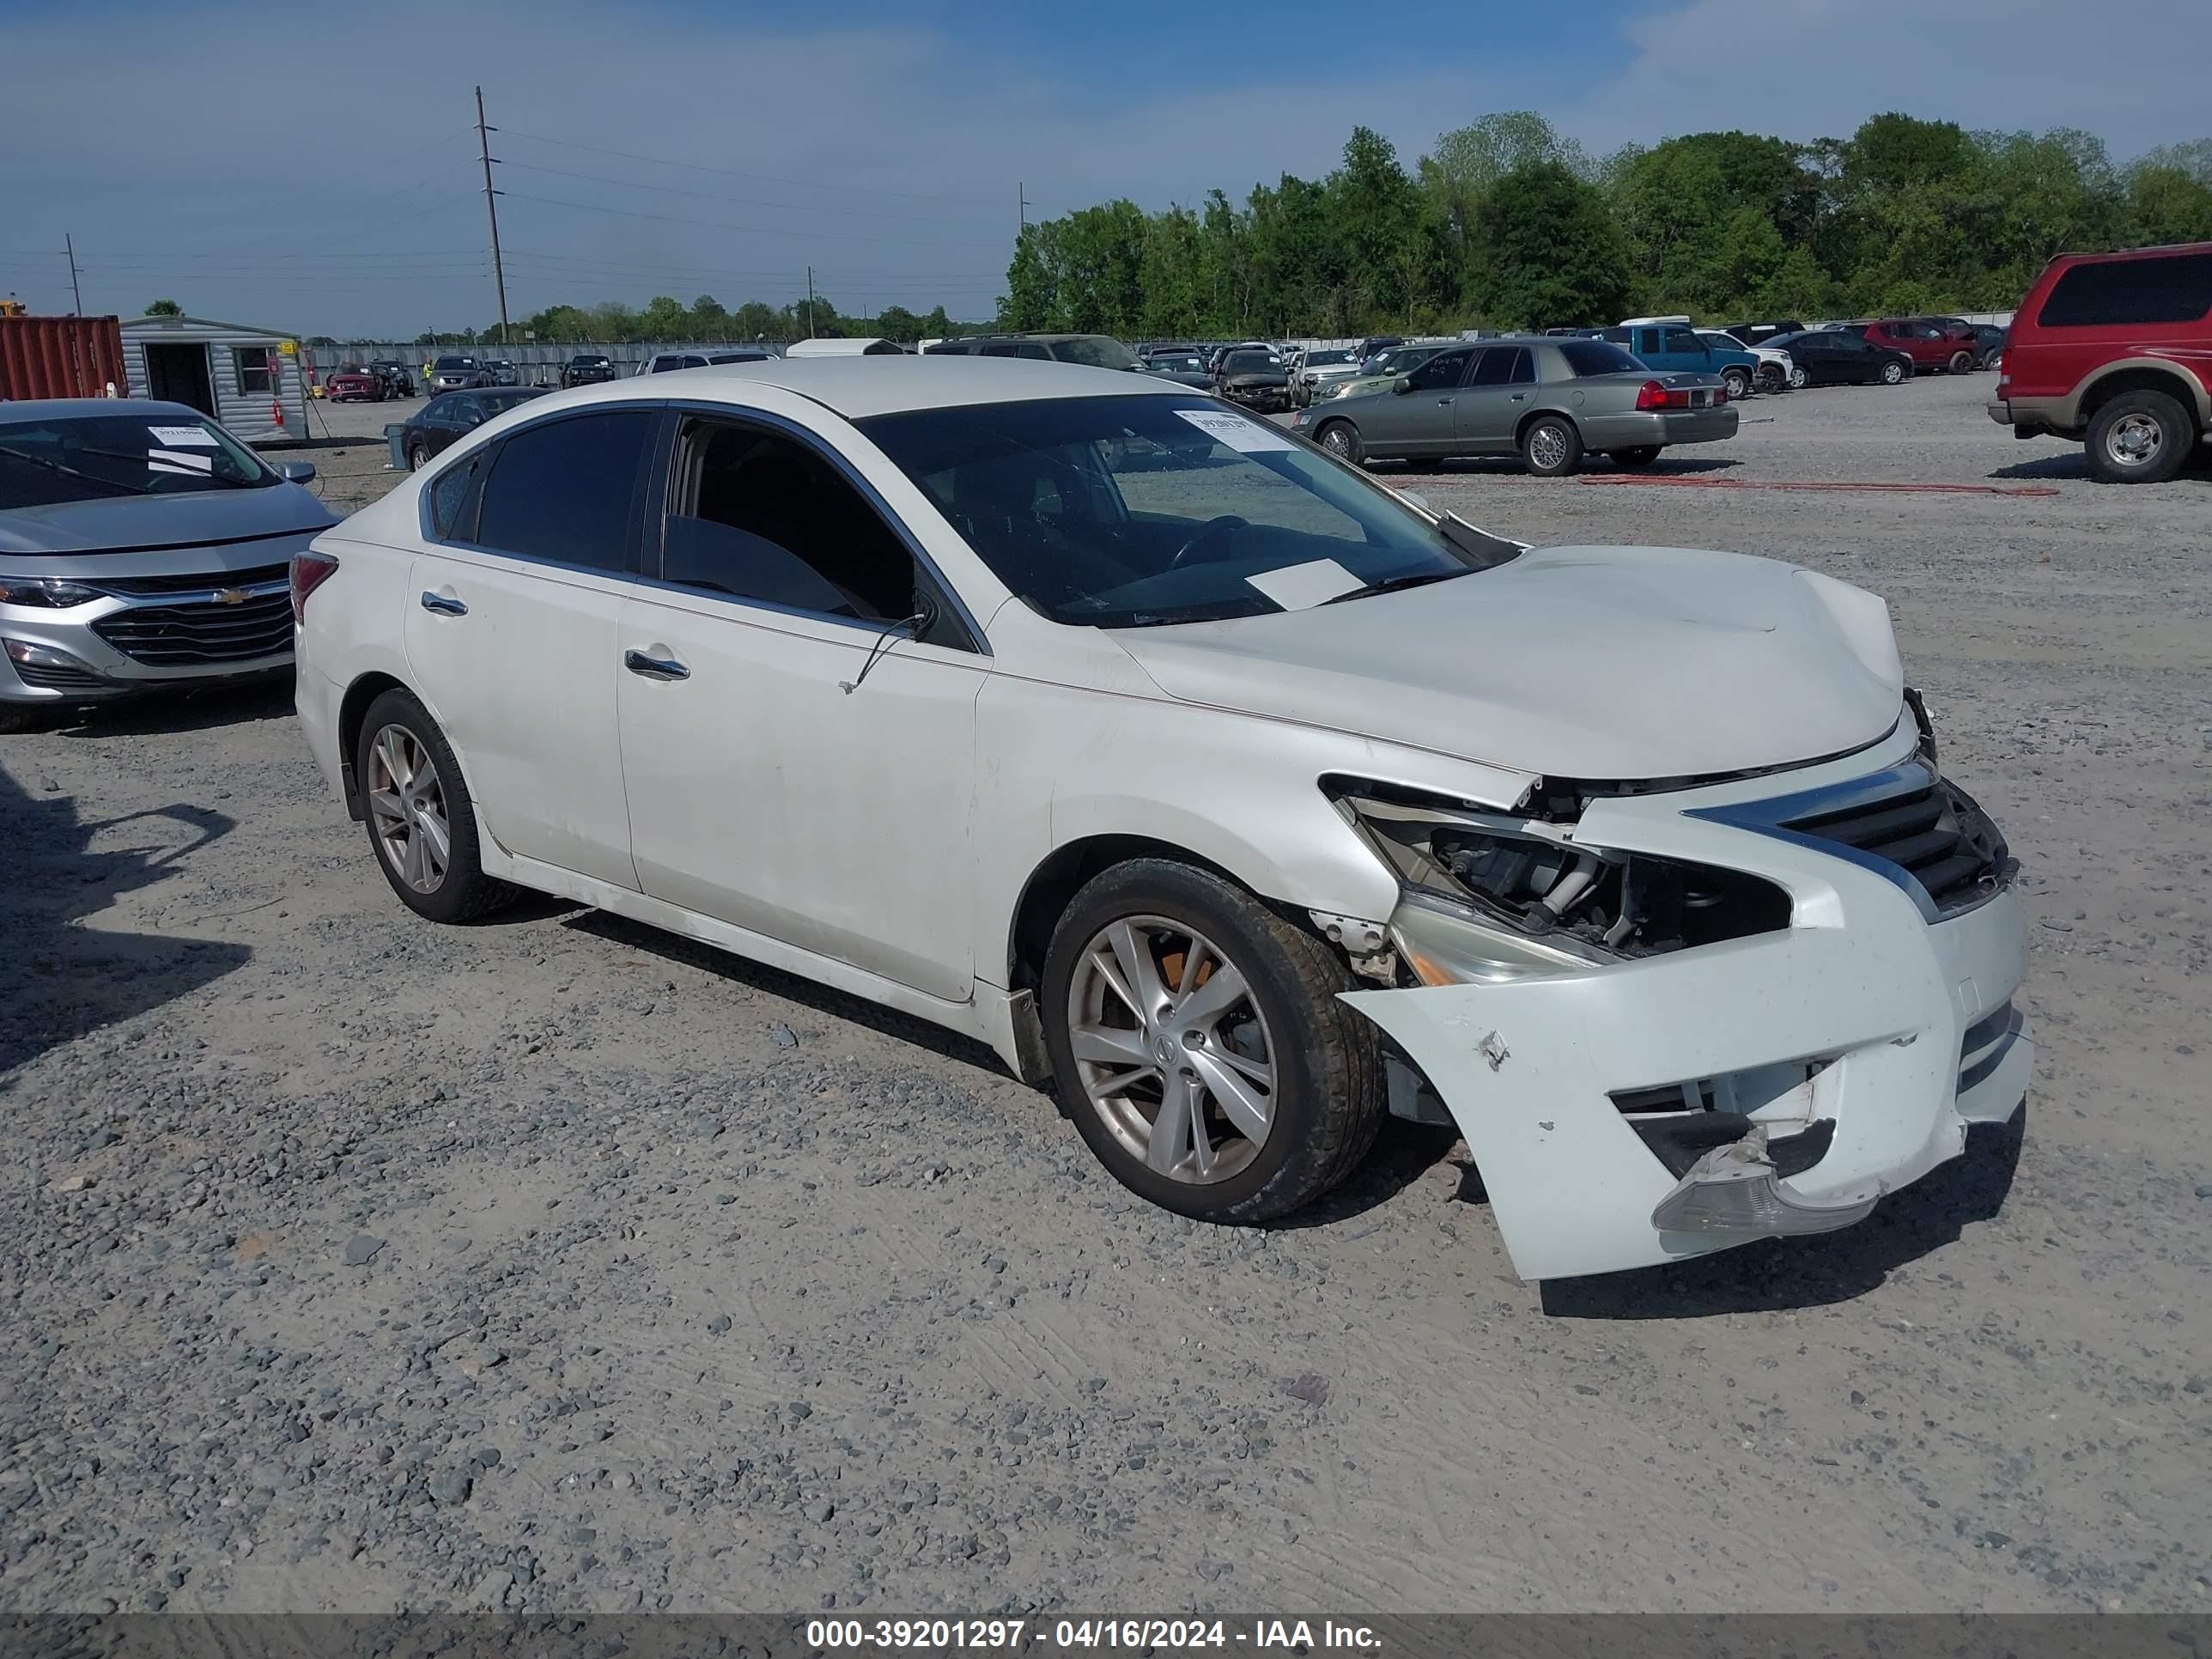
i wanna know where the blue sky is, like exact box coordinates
[3,0,2208,339]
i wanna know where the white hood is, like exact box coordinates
[1109,545,1905,781]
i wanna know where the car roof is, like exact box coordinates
[514,356,1188,420]
[0,398,210,422]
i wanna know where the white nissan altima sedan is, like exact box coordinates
[290,357,2030,1281]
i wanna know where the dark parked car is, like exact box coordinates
[1966,324,2008,368]
[1141,351,1214,386]
[325,364,383,403]
[398,388,544,470]
[1760,331,1916,387]
[561,354,618,387]
[0,399,332,726]
[1291,336,1735,476]
[428,355,492,392]
[1723,319,1806,346]
[925,334,1146,370]
[1212,348,1292,412]
[370,360,416,398]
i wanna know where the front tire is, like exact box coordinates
[356,689,514,924]
[1316,420,1363,465]
[1041,859,1383,1224]
[1881,358,1907,385]
[2085,389,2192,484]
[1758,363,1786,392]
[1520,414,1583,477]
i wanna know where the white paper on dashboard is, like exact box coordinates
[147,425,217,447]
[148,448,213,473]
[1172,407,1295,452]
[1244,558,1364,611]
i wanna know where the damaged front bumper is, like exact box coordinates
[1340,737,2032,1281]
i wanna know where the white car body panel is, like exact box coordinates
[295,358,2030,1281]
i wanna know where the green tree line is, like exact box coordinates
[999,113,2212,337]
[319,295,991,349]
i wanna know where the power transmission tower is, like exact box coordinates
[475,87,511,345]
[64,234,82,315]
[806,266,817,337]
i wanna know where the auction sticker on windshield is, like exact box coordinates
[1173,407,1293,452]
[147,425,217,447]
[1245,557,1364,611]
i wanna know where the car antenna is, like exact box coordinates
[840,600,936,694]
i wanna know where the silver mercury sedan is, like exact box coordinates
[1291,334,1738,476]
[0,399,336,726]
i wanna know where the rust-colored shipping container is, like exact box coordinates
[0,315,127,402]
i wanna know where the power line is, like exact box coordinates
[498,190,1010,249]
[495,127,1006,205]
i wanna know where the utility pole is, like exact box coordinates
[805,266,817,337]
[1018,181,1029,237]
[475,87,510,345]
[64,234,82,315]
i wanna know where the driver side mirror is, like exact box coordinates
[1390,376,1413,395]
[276,459,317,483]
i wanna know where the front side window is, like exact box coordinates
[1407,349,1470,390]
[471,409,654,574]
[662,416,939,628]
[859,394,1516,629]
[234,346,275,396]
[0,411,273,507]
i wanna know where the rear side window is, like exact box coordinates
[1559,341,1641,377]
[2039,253,2212,327]
[1662,327,1703,355]
[473,410,655,574]
[1469,347,1533,386]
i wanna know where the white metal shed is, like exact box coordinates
[119,314,311,445]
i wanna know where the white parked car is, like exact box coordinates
[1696,327,1794,392]
[290,359,2030,1281]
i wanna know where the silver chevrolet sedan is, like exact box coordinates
[0,399,336,726]
[1290,334,1737,475]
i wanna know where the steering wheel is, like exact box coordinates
[1167,515,1249,570]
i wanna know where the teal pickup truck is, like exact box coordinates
[1601,318,1760,401]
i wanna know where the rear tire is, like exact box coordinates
[1721,367,1751,401]
[1040,859,1383,1224]
[1316,420,1363,465]
[1789,363,1810,390]
[407,441,428,471]
[1520,414,1583,477]
[1758,363,1786,392]
[1948,350,1974,375]
[1611,446,1662,468]
[2084,389,2192,485]
[356,688,515,925]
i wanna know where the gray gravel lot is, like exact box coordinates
[2,372,2207,1618]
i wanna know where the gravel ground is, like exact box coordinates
[2,372,2207,1619]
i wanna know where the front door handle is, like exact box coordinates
[419,591,466,616]
[624,648,689,682]
[1435,396,1455,406]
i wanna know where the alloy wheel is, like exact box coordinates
[1527,423,1570,471]
[367,724,452,894]
[1065,915,1276,1185]
[2106,413,2162,470]
[1321,425,1354,458]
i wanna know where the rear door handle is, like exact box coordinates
[624,649,689,682]
[419,591,466,616]
[1510,392,1528,401]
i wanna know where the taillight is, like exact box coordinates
[1713,383,1729,405]
[1636,379,1700,411]
[290,551,339,622]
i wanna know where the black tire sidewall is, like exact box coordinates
[408,442,428,471]
[356,689,495,924]
[1522,415,1582,477]
[1039,860,1361,1223]
[2086,391,2191,484]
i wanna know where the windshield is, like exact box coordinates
[471,390,544,418]
[0,412,274,507]
[1364,347,1433,374]
[1223,351,1279,374]
[859,394,1510,629]
[434,356,476,370]
[1050,337,1141,370]
[1148,356,1204,372]
[1304,350,1354,367]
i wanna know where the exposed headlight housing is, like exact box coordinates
[1328,781,1792,982]
[0,577,102,609]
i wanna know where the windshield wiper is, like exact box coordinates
[0,444,154,496]
[1320,568,1468,606]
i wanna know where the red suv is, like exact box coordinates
[1863,319,1978,374]
[1989,242,2212,483]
